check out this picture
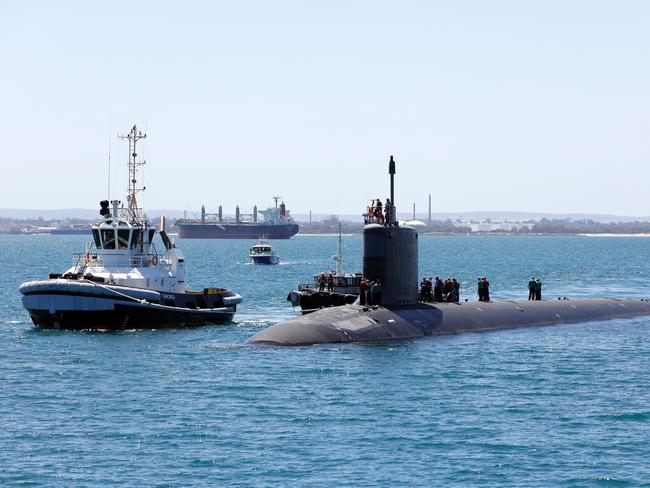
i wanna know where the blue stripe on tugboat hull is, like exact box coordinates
[25,302,236,330]
[177,223,299,239]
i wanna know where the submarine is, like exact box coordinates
[250,157,650,346]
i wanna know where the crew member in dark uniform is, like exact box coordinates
[482,277,490,302]
[384,198,392,226]
[375,198,383,224]
[434,277,443,302]
[528,277,536,300]
[535,278,542,300]
[477,278,483,301]
[371,279,382,305]
[420,277,428,302]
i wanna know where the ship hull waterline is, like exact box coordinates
[250,298,650,346]
[25,302,235,330]
[177,223,299,239]
[20,279,239,330]
[251,256,280,265]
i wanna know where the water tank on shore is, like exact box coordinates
[363,223,418,306]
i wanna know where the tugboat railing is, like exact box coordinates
[73,252,162,268]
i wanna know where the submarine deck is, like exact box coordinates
[249,298,650,346]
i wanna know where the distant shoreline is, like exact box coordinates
[5,231,650,238]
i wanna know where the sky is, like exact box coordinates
[1,1,649,217]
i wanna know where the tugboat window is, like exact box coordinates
[101,229,116,249]
[117,229,130,250]
[131,229,141,250]
[92,229,101,249]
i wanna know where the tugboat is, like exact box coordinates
[249,237,280,265]
[287,224,361,313]
[19,125,242,330]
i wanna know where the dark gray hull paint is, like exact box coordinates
[249,298,650,346]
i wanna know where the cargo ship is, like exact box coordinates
[176,197,299,239]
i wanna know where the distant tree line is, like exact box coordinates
[531,218,650,234]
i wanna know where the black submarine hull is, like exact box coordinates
[251,157,650,347]
[249,298,650,346]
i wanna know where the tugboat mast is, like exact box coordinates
[118,125,147,222]
[333,221,343,276]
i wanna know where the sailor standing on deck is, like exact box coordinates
[384,198,392,226]
[482,277,490,302]
[367,200,375,224]
[359,278,368,305]
[327,273,334,292]
[420,277,428,302]
[535,278,542,300]
[371,279,382,305]
[528,277,536,300]
[434,277,443,302]
[477,278,484,302]
[375,198,383,224]
[318,273,326,292]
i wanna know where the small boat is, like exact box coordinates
[249,237,280,265]
[287,224,361,313]
[19,125,242,330]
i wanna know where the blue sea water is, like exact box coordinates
[1,234,650,486]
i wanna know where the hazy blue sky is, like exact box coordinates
[1,1,649,216]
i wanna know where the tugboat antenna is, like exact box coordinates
[118,125,147,222]
[107,121,112,201]
[336,221,343,276]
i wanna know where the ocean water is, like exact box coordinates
[1,234,650,486]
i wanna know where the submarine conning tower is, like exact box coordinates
[363,156,418,306]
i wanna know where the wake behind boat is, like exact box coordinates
[19,125,242,330]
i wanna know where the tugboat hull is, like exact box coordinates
[19,279,239,330]
[25,303,235,330]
